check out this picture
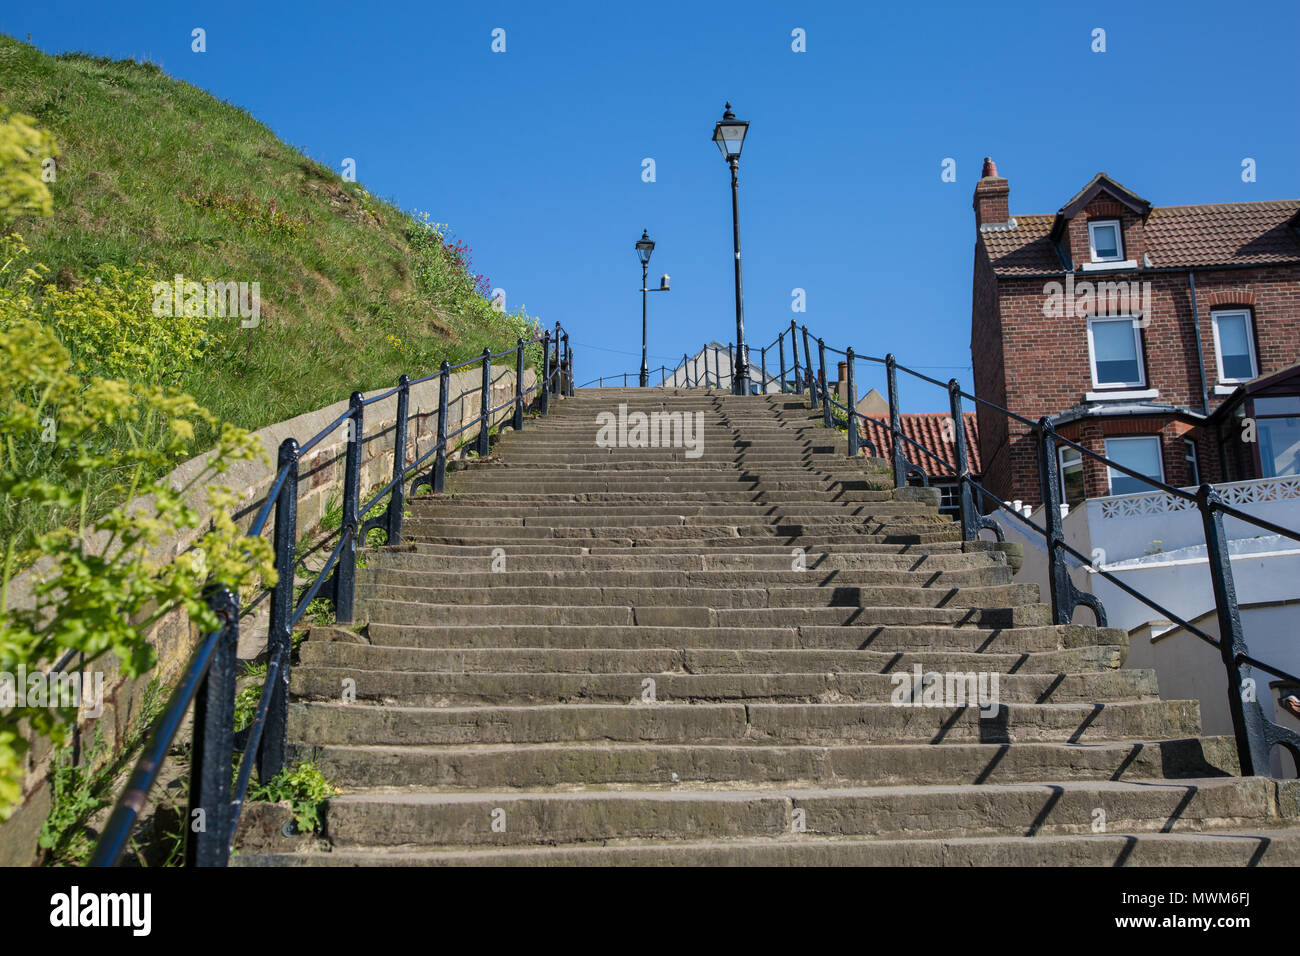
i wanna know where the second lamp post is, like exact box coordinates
[636,229,669,387]
[713,102,750,395]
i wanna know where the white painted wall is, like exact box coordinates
[990,477,1300,774]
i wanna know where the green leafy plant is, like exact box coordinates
[0,224,275,819]
[233,661,268,733]
[38,731,109,865]
[0,109,58,223]
[43,263,208,383]
[247,760,338,833]
[319,490,343,533]
[38,678,165,865]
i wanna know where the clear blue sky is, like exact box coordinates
[5,0,1298,410]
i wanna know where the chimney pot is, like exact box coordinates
[981,157,998,178]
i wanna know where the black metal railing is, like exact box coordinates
[746,321,1300,779]
[88,323,570,866]
[579,336,792,393]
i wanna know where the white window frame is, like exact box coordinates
[1086,315,1147,390]
[1088,219,1124,262]
[1104,436,1165,495]
[1183,439,1200,487]
[1058,445,1084,506]
[1210,308,1258,385]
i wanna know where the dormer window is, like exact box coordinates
[1088,220,1124,262]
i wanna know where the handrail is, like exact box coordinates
[89,321,568,866]
[757,320,1300,778]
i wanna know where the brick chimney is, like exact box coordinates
[837,361,849,402]
[973,157,1010,229]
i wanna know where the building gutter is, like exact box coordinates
[1189,269,1210,414]
[993,259,1300,281]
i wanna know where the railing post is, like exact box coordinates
[513,340,525,430]
[186,586,238,867]
[949,378,977,541]
[760,346,767,392]
[778,333,787,393]
[1198,485,1272,775]
[388,374,409,545]
[551,324,561,395]
[260,437,298,781]
[728,343,734,394]
[334,392,364,625]
[564,332,572,396]
[818,338,832,427]
[477,347,492,457]
[790,320,802,395]
[1036,418,1066,623]
[683,353,690,388]
[433,361,450,490]
[1035,422,1106,625]
[885,354,906,488]
[540,333,551,414]
[846,347,860,458]
[802,326,816,408]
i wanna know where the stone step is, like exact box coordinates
[402,514,949,533]
[355,582,1036,613]
[401,530,964,547]
[289,664,1157,705]
[413,494,904,509]
[367,549,1003,573]
[233,827,1300,867]
[300,737,1237,791]
[288,698,1202,747]
[354,627,1123,670]
[278,777,1275,848]
[355,566,1012,591]
[306,633,1124,664]
[412,502,938,518]
[354,601,1054,628]
[401,540,986,557]
[438,481,898,495]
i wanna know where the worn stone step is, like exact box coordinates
[353,628,1124,671]
[294,777,1275,848]
[289,664,1156,705]
[297,639,1128,676]
[336,622,1113,656]
[402,542,977,559]
[355,582,1036,614]
[233,827,1300,867]
[353,601,1054,629]
[355,566,1012,591]
[367,549,1002,573]
[300,737,1237,791]
[288,698,1202,747]
[413,503,937,519]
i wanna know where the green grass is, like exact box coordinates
[0,34,542,436]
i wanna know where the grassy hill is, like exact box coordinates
[0,33,539,433]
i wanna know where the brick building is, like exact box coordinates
[969,158,1300,509]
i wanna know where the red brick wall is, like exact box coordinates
[970,241,1012,506]
[971,258,1300,506]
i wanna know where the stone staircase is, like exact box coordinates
[239,389,1300,865]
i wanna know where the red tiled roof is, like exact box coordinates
[857,412,981,476]
[981,199,1300,276]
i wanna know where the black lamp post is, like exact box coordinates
[713,102,750,395]
[636,229,670,387]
